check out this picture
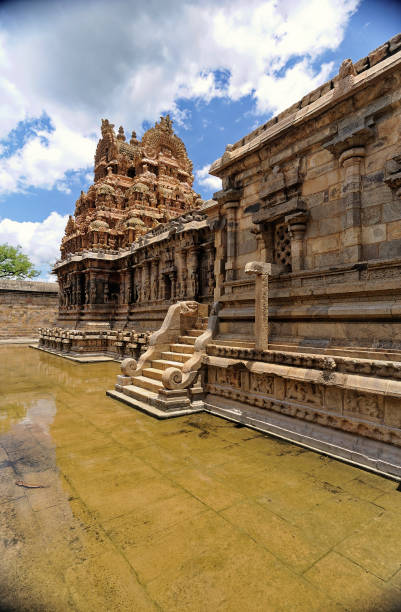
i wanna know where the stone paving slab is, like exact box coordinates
[0,346,400,611]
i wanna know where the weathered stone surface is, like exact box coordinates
[38,37,401,469]
[0,281,58,339]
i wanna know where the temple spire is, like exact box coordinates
[117,126,126,141]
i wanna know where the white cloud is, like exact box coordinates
[0,0,359,194]
[0,120,95,196]
[254,59,335,115]
[196,165,222,193]
[0,212,67,278]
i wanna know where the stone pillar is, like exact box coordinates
[76,274,83,306]
[170,271,177,300]
[151,259,159,300]
[89,275,96,305]
[286,212,308,272]
[209,218,225,300]
[213,187,242,288]
[187,247,199,299]
[223,200,239,282]
[205,242,215,297]
[251,223,273,264]
[245,262,272,351]
[142,262,150,302]
[136,264,143,302]
[103,277,110,303]
[339,147,365,263]
[118,270,125,304]
[84,273,90,304]
[126,269,132,303]
[181,250,188,298]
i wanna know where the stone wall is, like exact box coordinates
[0,280,59,339]
[209,43,401,353]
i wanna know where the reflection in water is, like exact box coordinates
[0,346,400,611]
[0,347,121,611]
[0,401,27,434]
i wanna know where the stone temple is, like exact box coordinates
[39,34,401,478]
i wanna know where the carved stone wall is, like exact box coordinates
[204,345,401,449]
[209,35,401,352]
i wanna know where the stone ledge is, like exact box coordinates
[0,279,58,293]
[210,48,401,174]
[203,394,401,479]
[106,389,203,419]
[31,345,117,362]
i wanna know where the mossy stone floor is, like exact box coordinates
[1,346,400,611]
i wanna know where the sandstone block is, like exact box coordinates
[308,234,339,255]
[369,43,389,66]
[389,33,401,54]
[387,220,401,241]
[342,227,361,247]
[379,238,401,259]
[362,224,386,244]
[382,202,401,223]
[361,205,382,226]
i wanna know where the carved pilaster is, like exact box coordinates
[214,187,242,284]
[324,119,375,263]
[286,212,308,272]
[223,200,239,282]
[187,247,200,299]
[339,147,366,262]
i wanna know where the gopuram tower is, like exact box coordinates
[51,115,214,341]
[61,115,202,258]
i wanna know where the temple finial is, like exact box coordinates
[159,114,173,133]
[117,126,126,141]
[130,130,138,145]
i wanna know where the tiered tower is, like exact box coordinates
[61,116,202,258]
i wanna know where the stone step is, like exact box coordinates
[122,384,158,402]
[170,343,194,354]
[132,375,163,393]
[142,367,164,382]
[178,335,197,345]
[152,359,183,371]
[160,351,190,363]
[187,329,204,337]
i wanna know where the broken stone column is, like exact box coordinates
[245,261,272,351]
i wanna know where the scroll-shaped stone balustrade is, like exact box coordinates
[120,300,198,380]
[162,301,222,390]
[244,261,271,351]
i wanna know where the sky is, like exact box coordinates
[0,0,400,280]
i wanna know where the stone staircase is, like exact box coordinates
[112,328,205,417]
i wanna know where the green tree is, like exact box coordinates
[0,243,40,279]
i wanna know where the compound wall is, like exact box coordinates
[0,280,59,339]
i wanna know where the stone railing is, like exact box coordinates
[38,327,150,359]
[120,300,199,379]
[162,301,222,390]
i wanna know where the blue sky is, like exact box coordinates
[0,0,400,279]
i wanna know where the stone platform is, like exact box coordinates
[31,344,118,363]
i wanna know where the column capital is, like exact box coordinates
[323,121,374,159]
[245,261,272,276]
[339,147,366,167]
[213,187,242,206]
